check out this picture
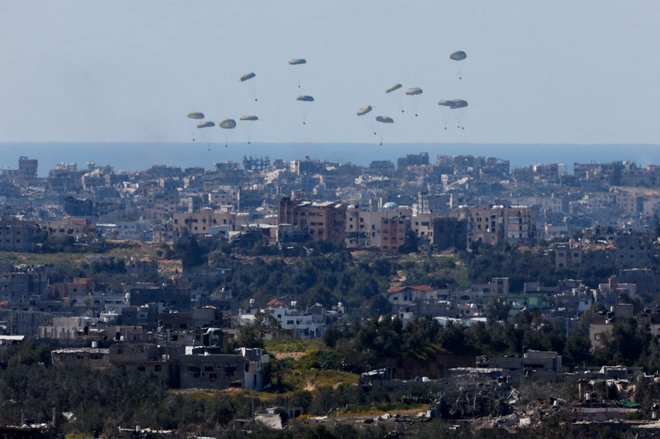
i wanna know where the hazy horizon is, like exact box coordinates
[2,141,659,176]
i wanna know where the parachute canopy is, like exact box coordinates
[187,112,205,120]
[219,119,237,129]
[375,116,394,124]
[289,58,307,65]
[405,87,423,96]
[386,83,402,93]
[197,121,214,128]
[297,95,314,102]
[438,99,469,109]
[240,72,256,82]
[240,115,259,121]
[357,105,373,116]
[450,51,467,61]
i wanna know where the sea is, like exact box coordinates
[1,142,659,177]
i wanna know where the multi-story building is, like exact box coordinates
[503,206,536,244]
[412,212,434,244]
[38,316,99,341]
[368,160,395,177]
[179,346,269,390]
[476,350,562,382]
[51,348,111,370]
[532,163,564,184]
[172,208,214,236]
[45,218,96,241]
[432,217,468,250]
[458,205,536,247]
[108,343,171,384]
[554,241,583,269]
[345,205,411,252]
[47,278,95,299]
[387,285,438,307]
[208,185,239,208]
[18,156,38,180]
[0,216,41,252]
[47,163,84,192]
[381,215,409,253]
[278,198,346,245]
[613,190,644,216]
[615,230,654,268]
[172,208,251,237]
[266,305,326,338]
[0,265,49,303]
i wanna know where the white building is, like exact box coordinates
[267,305,326,338]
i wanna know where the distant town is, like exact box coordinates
[2,152,660,438]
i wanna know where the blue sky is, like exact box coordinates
[1,0,659,145]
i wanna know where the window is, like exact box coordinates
[188,366,201,372]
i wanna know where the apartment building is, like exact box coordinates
[277,198,346,245]
[0,216,41,252]
[458,205,536,247]
[345,205,410,253]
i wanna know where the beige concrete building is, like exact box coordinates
[412,212,434,244]
[458,205,536,247]
[45,217,96,241]
[345,205,411,253]
[278,198,346,245]
[172,208,251,237]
